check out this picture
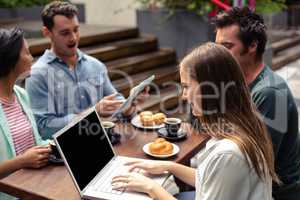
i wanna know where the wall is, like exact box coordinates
[71,0,137,27]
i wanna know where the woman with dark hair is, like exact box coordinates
[112,42,279,200]
[0,28,51,200]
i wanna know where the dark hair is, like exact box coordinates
[41,1,78,30]
[180,42,279,183]
[213,7,267,61]
[0,27,24,78]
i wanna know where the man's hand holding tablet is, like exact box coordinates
[111,75,155,119]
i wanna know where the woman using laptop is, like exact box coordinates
[112,42,279,199]
[0,28,51,200]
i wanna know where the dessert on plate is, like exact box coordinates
[149,138,173,155]
[139,111,166,126]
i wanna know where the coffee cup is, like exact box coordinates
[49,140,61,159]
[164,118,182,137]
[102,121,115,139]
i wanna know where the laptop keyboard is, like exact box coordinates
[92,161,141,195]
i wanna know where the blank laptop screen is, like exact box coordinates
[56,110,115,191]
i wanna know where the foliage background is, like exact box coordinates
[136,0,288,15]
[0,0,59,8]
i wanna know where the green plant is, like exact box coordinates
[0,0,54,8]
[256,0,286,13]
[136,0,287,15]
[136,0,213,16]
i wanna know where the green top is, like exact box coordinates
[0,85,47,200]
[249,66,300,200]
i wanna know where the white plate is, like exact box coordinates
[142,142,180,158]
[131,115,165,130]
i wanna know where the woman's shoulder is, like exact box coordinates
[13,85,26,96]
[200,139,252,178]
[13,85,30,103]
[197,138,272,200]
[206,138,244,160]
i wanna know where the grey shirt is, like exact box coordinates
[195,138,272,200]
[250,66,300,199]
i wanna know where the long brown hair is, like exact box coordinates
[180,42,279,183]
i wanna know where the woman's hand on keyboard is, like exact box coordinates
[112,172,176,200]
[124,160,172,175]
[112,173,158,194]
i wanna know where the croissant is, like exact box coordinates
[140,115,154,126]
[149,138,173,155]
[152,113,166,125]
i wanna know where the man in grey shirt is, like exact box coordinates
[26,1,145,139]
[213,7,300,200]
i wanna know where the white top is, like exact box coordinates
[194,138,273,200]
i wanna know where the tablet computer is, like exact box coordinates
[110,75,155,119]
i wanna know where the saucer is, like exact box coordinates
[109,132,121,145]
[143,142,180,158]
[157,128,187,141]
[49,154,64,165]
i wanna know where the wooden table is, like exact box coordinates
[0,123,208,200]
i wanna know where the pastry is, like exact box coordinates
[152,113,166,125]
[139,111,153,118]
[139,111,167,127]
[149,138,173,155]
[140,115,154,126]
[139,111,154,126]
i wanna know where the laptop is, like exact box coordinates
[53,107,168,200]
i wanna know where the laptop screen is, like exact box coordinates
[55,110,115,191]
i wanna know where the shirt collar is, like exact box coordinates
[77,49,86,61]
[249,65,268,90]
[43,49,86,64]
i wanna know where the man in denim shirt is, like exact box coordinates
[26,1,143,139]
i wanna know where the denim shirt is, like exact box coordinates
[25,49,123,139]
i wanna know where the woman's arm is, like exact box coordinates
[126,160,196,187]
[112,160,196,199]
[168,162,196,187]
[0,157,24,178]
[148,183,177,200]
[0,145,51,179]
[112,173,176,200]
